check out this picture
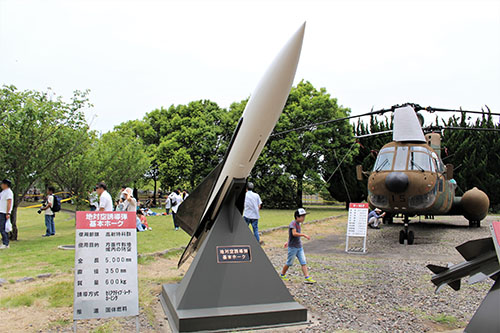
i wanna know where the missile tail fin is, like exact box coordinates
[456,237,494,261]
[176,162,225,236]
[449,279,461,291]
[427,264,448,275]
[435,284,446,294]
[469,272,489,285]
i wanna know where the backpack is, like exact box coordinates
[51,195,61,212]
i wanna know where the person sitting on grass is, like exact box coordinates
[368,208,386,229]
[137,210,151,231]
[136,210,145,232]
[280,208,316,284]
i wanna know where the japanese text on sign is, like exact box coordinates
[73,211,139,320]
[346,203,369,237]
[216,245,252,263]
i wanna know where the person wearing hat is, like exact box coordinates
[0,179,14,249]
[368,208,386,229]
[243,182,262,243]
[280,208,316,284]
[116,187,137,212]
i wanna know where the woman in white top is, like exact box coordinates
[165,192,173,215]
[170,189,183,231]
[117,188,137,212]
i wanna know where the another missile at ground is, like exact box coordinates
[427,237,499,293]
[427,222,500,332]
[175,23,306,267]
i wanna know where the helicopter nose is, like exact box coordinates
[385,172,409,193]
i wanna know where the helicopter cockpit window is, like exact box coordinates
[411,146,430,153]
[431,152,445,173]
[394,146,409,171]
[373,147,394,171]
[408,148,432,171]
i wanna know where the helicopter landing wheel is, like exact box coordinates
[399,230,406,244]
[407,231,415,245]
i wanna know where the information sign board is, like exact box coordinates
[345,203,369,253]
[490,221,500,264]
[216,245,252,263]
[73,211,139,320]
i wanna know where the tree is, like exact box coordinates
[260,80,354,207]
[326,115,393,207]
[92,128,150,200]
[52,131,99,210]
[0,85,90,239]
[154,100,236,190]
[440,110,500,210]
[116,118,161,205]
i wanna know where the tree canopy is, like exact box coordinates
[3,82,500,243]
[252,80,354,208]
[0,85,90,239]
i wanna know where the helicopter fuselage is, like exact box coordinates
[367,141,454,215]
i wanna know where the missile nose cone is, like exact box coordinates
[242,21,305,130]
[385,172,409,193]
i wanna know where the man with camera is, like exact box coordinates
[89,187,99,211]
[39,186,56,237]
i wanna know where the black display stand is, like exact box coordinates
[465,278,500,333]
[160,179,307,332]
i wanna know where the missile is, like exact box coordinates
[427,222,500,332]
[427,237,500,293]
[175,23,306,267]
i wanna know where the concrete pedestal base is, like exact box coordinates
[160,284,307,332]
[160,179,307,332]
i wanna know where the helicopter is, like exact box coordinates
[355,104,494,245]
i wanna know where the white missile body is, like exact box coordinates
[206,23,306,219]
[176,23,306,267]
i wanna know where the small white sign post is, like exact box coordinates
[345,203,369,254]
[73,211,139,332]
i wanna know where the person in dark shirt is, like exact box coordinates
[368,208,386,229]
[280,208,316,284]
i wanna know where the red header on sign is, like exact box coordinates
[76,211,136,229]
[492,221,500,247]
[349,203,369,209]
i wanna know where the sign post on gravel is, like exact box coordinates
[73,211,139,332]
[345,203,369,253]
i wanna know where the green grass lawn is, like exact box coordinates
[0,205,344,279]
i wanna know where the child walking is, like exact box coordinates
[281,208,316,284]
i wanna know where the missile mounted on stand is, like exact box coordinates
[160,23,308,333]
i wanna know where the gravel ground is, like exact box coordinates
[266,215,497,332]
[14,214,495,332]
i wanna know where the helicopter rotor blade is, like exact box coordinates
[355,130,393,139]
[270,108,392,137]
[416,105,500,117]
[424,126,500,133]
[270,103,499,138]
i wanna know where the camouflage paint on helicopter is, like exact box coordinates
[358,105,490,245]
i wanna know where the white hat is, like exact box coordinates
[295,208,308,216]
